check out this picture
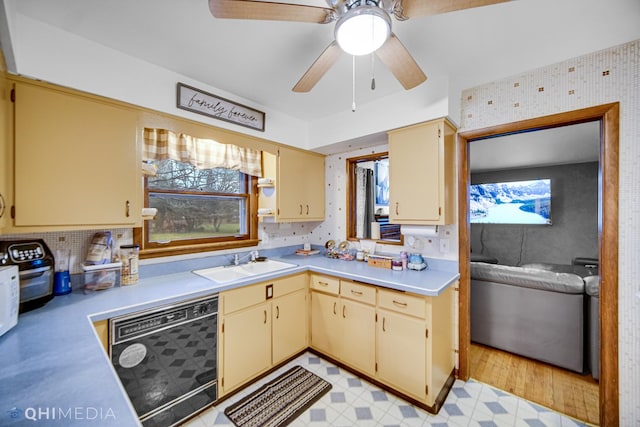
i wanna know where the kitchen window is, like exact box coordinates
[135,128,260,257]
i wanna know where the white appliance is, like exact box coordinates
[0,265,19,337]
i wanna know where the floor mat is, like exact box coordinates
[224,365,332,427]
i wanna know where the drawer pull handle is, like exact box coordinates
[333,302,337,315]
[350,290,363,296]
[125,200,131,217]
[393,300,408,308]
[299,204,303,215]
[306,204,309,215]
[276,306,280,319]
[342,305,346,318]
[264,310,267,324]
[318,281,329,286]
[382,317,386,332]
[395,202,399,215]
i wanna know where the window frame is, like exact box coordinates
[346,152,403,246]
[135,169,259,259]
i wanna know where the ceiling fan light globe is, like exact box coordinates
[335,6,391,56]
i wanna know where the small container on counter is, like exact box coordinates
[119,244,140,285]
[392,258,403,271]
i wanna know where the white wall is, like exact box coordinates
[459,39,640,425]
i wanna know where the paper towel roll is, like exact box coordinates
[370,222,381,240]
[400,225,439,237]
[258,208,273,215]
[141,208,158,219]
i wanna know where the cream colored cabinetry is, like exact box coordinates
[259,148,325,222]
[310,275,376,377]
[310,272,456,410]
[376,286,455,407]
[219,273,308,396]
[0,59,10,231]
[93,319,109,354]
[11,80,141,229]
[388,118,456,225]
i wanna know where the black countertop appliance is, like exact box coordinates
[0,239,55,313]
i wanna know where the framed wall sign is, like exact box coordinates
[176,83,265,131]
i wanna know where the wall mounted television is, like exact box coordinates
[470,179,552,224]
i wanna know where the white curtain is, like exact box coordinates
[356,167,375,238]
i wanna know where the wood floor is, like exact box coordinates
[470,343,599,425]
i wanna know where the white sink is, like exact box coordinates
[193,259,297,284]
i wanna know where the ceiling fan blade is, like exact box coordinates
[398,0,510,18]
[292,41,342,93]
[375,33,426,90]
[209,0,333,23]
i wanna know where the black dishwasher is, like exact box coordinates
[109,295,218,427]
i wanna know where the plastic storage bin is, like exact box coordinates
[82,262,122,292]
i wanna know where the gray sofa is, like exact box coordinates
[470,262,586,372]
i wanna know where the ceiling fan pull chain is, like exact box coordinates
[352,55,357,112]
[371,52,376,90]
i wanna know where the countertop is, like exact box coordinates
[0,253,459,426]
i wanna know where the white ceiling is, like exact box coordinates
[6,0,640,122]
[469,121,601,172]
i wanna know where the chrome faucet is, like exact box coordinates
[233,254,240,266]
[250,250,259,262]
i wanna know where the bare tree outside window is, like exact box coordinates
[146,159,249,243]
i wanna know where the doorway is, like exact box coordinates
[456,104,619,426]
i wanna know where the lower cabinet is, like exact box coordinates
[219,273,308,396]
[222,303,272,393]
[377,307,428,401]
[272,288,307,365]
[310,277,377,379]
[310,273,456,410]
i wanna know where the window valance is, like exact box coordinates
[143,128,262,177]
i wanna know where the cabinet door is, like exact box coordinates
[221,304,271,393]
[388,121,441,223]
[340,299,376,376]
[376,309,427,401]
[272,289,307,365]
[13,82,140,227]
[310,291,341,358]
[277,147,324,221]
[0,72,10,231]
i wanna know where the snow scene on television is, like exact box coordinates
[470,179,552,224]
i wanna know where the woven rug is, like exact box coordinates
[224,366,332,427]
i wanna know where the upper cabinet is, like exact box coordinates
[259,147,325,222]
[0,63,11,231]
[10,80,141,230]
[388,118,456,225]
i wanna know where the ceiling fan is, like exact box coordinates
[208,0,509,92]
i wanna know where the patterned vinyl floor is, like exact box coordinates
[183,352,591,427]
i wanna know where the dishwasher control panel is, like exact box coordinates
[111,295,218,344]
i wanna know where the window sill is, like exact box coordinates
[139,239,260,260]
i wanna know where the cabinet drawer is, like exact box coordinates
[222,283,267,314]
[310,274,340,295]
[272,273,307,298]
[340,281,376,305]
[378,289,426,319]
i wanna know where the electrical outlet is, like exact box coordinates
[439,238,450,253]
